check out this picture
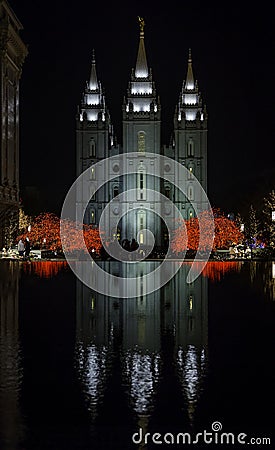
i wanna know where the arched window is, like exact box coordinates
[164,184,171,199]
[187,139,194,157]
[189,295,193,311]
[138,131,145,153]
[90,183,96,200]
[111,227,120,241]
[90,208,95,224]
[188,185,194,200]
[188,165,194,180]
[137,210,146,244]
[89,138,96,157]
[113,185,119,198]
[91,164,95,180]
[137,162,146,200]
[188,208,194,219]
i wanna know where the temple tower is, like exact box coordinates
[171,49,208,219]
[75,50,114,226]
[120,17,162,245]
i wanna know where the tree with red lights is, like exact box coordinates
[17,212,102,255]
[171,208,243,253]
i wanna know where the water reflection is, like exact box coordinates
[0,261,24,449]
[75,261,210,431]
[267,261,275,300]
[0,259,273,449]
[200,261,242,282]
[21,260,68,278]
[261,261,275,301]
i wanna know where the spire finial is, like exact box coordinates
[135,16,148,77]
[138,16,145,34]
[185,48,194,90]
[89,49,99,90]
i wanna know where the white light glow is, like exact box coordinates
[131,88,152,95]
[186,82,194,90]
[133,105,150,112]
[186,111,196,121]
[183,94,197,105]
[87,111,98,121]
[131,82,152,95]
[132,99,151,112]
[135,69,149,78]
[124,351,160,414]
[86,93,100,105]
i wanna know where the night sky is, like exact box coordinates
[10,0,275,217]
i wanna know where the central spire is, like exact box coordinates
[185,48,195,90]
[89,49,99,90]
[135,16,148,78]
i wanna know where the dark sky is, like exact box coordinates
[10,0,275,216]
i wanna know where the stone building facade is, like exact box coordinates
[76,19,207,249]
[0,0,27,247]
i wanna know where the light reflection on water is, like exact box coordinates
[0,262,24,450]
[0,259,274,449]
[75,341,109,419]
[177,345,206,424]
[21,260,68,278]
[124,350,161,415]
[74,261,209,430]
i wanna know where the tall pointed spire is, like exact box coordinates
[175,49,206,122]
[89,49,99,90]
[135,17,148,78]
[185,48,195,90]
[78,49,111,122]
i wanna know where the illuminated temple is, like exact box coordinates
[76,18,208,247]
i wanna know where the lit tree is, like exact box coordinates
[19,207,31,233]
[262,190,275,246]
[235,212,245,234]
[3,207,31,249]
[244,204,259,248]
[171,208,243,254]
[83,223,102,254]
[17,212,102,255]
[214,212,243,249]
[3,209,18,249]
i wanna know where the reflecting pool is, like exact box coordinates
[0,260,274,449]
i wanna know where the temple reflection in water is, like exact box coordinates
[0,259,274,449]
[75,261,209,429]
[0,262,24,448]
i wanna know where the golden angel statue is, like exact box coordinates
[138,16,145,32]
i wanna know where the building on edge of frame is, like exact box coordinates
[0,0,28,248]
